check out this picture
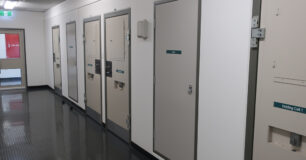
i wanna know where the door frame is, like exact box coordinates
[152,0,202,159]
[244,0,262,160]
[83,16,103,123]
[52,25,62,94]
[0,28,28,90]
[104,8,132,143]
[66,21,79,103]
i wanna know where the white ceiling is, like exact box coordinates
[0,0,66,12]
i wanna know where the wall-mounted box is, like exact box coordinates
[137,19,148,40]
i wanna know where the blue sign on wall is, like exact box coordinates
[166,50,182,55]
[274,102,306,114]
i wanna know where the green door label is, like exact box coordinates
[116,69,124,74]
[166,50,182,55]
[274,102,306,114]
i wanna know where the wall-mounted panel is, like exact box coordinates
[66,22,78,102]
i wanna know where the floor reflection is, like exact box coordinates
[0,89,152,160]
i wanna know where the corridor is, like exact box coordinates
[1,0,303,159]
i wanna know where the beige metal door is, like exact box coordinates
[52,26,62,94]
[0,29,26,90]
[66,22,78,102]
[84,17,102,123]
[253,0,306,159]
[154,0,199,160]
[105,11,130,142]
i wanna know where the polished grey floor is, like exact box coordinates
[0,89,152,160]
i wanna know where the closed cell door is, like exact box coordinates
[253,0,306,160]
[66,22,78,102]
[84,17,102,123]
[52,26,62,94]
[105,11,130,143]
[154,0,199,160]
[0,29,26,90]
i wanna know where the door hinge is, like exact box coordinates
[53,53,55,62]
[154,17,156,29]
[126,32,131,41]
[84,94,87,104]
[83,35,86,44]
[251,16,266,48]
[126,115,131,129]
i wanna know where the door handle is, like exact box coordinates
[188,84,193,95]
[88,73,94,80]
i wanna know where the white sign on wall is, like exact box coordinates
[0,34,6,59]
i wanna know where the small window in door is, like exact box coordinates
[0,68,22,86]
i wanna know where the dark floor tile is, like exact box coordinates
[0,89,153,160]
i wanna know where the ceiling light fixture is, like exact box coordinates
[0,1,5,7]
[4,1,18,10]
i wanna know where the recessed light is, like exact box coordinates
[4,1,18,10]
[0,1,5,7]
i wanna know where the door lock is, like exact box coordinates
[188,84,193,95]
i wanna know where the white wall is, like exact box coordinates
[130,0,156,155]
[0,11,47,86]
[45,0,254,159]
[197,0,253,160]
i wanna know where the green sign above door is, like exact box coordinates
[0,10,12,17]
